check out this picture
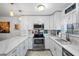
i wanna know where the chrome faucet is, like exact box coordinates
[66,33,70,42]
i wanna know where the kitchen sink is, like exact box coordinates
[55,39,71,45]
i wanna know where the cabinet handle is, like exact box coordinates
[54,47,56,51]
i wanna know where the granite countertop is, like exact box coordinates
[50,36,79,56]
[0,36,28,55]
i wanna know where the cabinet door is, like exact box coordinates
[49,38,55,55]
[49,38,52,50]
[19,42,26,56]
[53,12,62,30]
[56,44,62,56]
[53,41,62,56]
[25,39,28,53]
[43,16,50,30]
[53,41,57,56]
[49,38,62,56]
[28,37,33,49]
[50,15,54,30]
[49,38,52,51]
[72,11,76,23]
[16,46,20,56]
[45,37,50,49]
[51,41,55,56]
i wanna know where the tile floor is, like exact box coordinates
[26,50,52,56]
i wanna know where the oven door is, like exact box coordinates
[34,39,44,44]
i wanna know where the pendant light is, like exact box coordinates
[10,3,14,17]
[10,11,14,16]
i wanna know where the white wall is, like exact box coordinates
[0,17,21,40]
[0,16,50,40]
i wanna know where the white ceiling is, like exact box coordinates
[0,3,71,16]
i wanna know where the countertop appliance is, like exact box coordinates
[62,48,74,56]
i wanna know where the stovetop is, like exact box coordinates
[33,34,45,38]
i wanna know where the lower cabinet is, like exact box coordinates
[19,41,26,56]
[49,38,62,56]
[53,41,62,56]
[25,39,28,53]
[45,37,50,49]
[28,37,33,49]
[7,38,28,56]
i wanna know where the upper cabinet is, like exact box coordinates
[49,15,54,30]
[54,12,62,30]
[49,11,62,30]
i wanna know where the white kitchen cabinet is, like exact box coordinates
[49,15,54,30]
[41,16,49,30]
[50,40,55,56]
[49,38,51,52]
[49,38,54,55]
[7,38,28,56]
[49,38,56,56]
[16,46,20,56]
[16,39,28,56]
[19,41,26,56]
[50,12,62,30]
[25,39,28,53]
[28,37,33,49]
[56,43,62,56]
[72,10,76,23]
[12,41,26,56]
[52,40,62,56]
[49,37,62,56]
[45,37,50,49]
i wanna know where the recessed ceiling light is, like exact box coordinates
[37,5,45,11]
[19,10,22,12]
[10,3,14,5]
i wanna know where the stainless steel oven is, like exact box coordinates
[33,38,45,50]
[34,38,44,44]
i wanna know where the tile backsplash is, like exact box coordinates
[69,34,79,45]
